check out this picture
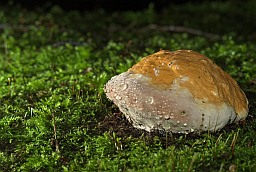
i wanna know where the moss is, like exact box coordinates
[0,1,255,171]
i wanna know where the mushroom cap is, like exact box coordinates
[104,50,249,133]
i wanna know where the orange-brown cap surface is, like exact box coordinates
[129,50,248,119]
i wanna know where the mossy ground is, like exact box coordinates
[0,1,256,171]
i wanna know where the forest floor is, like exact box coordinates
[0,1,256,171]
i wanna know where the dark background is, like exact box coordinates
[1,0,220,11]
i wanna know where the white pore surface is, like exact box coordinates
[104,71,237,133]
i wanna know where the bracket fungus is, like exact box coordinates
[104,50,249,134]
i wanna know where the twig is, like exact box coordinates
[52,112,60,153]
[147,24,221,40]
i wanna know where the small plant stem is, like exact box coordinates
[52,112,60,153]
[188,153,197,172]
[230,130,239,158]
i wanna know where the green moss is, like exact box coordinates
[0,1,255,171]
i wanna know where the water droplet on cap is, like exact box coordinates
[115,95,122,100]
[121,83,128,91]
[211,91,218,96]
[180,111,186,116]
[153,68,160,76]
[146,96,154,104]
[165,115,170,120]
[137,106,144,111]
